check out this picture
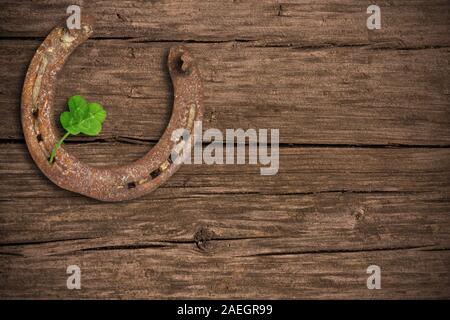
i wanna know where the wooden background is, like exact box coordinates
[0,0,449,299]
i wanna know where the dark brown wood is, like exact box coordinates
[1,40,449,145]
[1,143,450,298]
[1,249,449,299]
[1,0,449,47]
[2,153,450,256]
[1,143,450,199]
[0,0,449,299]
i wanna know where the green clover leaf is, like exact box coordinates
[49,95,107,164]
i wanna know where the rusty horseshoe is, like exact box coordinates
[21,18,203,202]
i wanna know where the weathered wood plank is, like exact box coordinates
[1,0,450,300]
[2,143,448,259]
[1,168,450,298]
[0,191,449,255]
[1,41,449,144]
[1,249,449,298]
[1,143,449,200]
[1,0,449,48]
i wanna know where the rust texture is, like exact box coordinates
[21,18,204,202]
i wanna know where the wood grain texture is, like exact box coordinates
[1,250,449,299]
[1,143,450,199]
[0,40,449,145]
[1,0,449,47]
[0,0,449,299]
[1,143,449,298]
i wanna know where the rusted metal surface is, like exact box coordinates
[21,18,203,202]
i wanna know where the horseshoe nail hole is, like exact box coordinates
[32,109,39,118]
[36,134,43,142]
[150,168,161,179]
[176,58,184,73]
[127,182,137,189]
[174,55,189,74]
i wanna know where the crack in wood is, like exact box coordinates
[80,243,168,252]
[0,252,24,257]
[1,37,449,52]
[2,139,450,149]
[238,244,440,258]
[0,237,96,248]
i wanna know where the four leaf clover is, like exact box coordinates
[49,95,107,164]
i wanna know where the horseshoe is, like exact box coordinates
[21,18,203,202]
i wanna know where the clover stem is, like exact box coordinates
[49,131,71,164]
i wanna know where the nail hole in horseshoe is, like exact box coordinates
[36,134,43,142]
[150,168,162,179]
[127,182,137,189]
[175,56,185,73]
[32,109,39,118]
